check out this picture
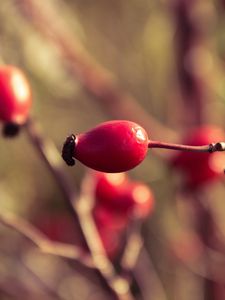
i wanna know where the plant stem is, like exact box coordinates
[149,140,225,153]
[24,117,135,300]
[16,0,178,143]
[0,211,93,267]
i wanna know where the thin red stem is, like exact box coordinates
[148,140,225,153]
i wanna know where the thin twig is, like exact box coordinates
[149,140,225,152]
[0,211,93,267]
[120,221,143,273]
[24,118,135,300]
[20,259,67,300]
[16,0,178,144]
[174,191,225,283]
[24,118,77,214]
[134,248,168,300]
[76,173,135,300]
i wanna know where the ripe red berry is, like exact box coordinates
[93,205,128,258]
[93,205,128,231]
[94,171,128,208]
[122,182,155,219]
[92,171,154,219]
[92,172,154,256]
[171,126,225,188]
[62,120,149,172]
[34,213,78,244]
[0,66,32,126]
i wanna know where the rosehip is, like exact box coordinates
[93,205,128,258]
[35,213,78,243]
[93,204,129,230]
[62,120,149,172]
[0,66,32,129]
[92,172,155,256]
[122,182,155,219]
[96,224,122,258]
[92,171,154,219]
[94,171,129,208]
[171,126,225,188]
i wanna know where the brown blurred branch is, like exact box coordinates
[171,0,216,126]
[24,118,135,300]
[0,210,93,267]
[134,248,168,300]
[15,0,177,145]
[173,192,225,284]
[171,1,217,298]
[119,220,168,300]
[120,220,143,273]
[21,260,68,300]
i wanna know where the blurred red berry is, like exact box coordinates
[93,171,154,219]
[0,65,32,125]
[93,204,128,258]
[35,213,78,244]
[96,224,122,258]
[93,204,128,230]
[123,182,155,219]
[94,172,128,209]
[62,120,149,172]
[171,126,225,188]
[91,171,154,257]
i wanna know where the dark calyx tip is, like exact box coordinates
[2,122,21,138]
[62,134,76,166]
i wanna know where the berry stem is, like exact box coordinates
[148,140,225,153]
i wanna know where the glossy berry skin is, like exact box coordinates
[73,120,149,173]
[93,171,154,219]
[171,126,225,188]
[0,66,32,125]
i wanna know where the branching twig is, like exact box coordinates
[16,0,177,144]
[24,118,135,300]
[134,248,168,300]
[0,210,93,267]
[75,173,135,300]
[20,259,67,300]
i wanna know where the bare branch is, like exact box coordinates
[0,211,93,267]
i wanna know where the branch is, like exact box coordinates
[24,118,135,300]
[0,211,93,267]
[120,221,143,273]
[149,140,225,152]
[16,0,177,144]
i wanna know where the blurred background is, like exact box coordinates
[0,0,225,299]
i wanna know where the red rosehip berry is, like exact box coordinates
[92,171,154,219]
[95,224,122,258]
[122,182,155,219]
[34,213,78,244]
[92,172,154,256]
[171,126,225,188]
[93,205,128,231]
[93,205,128,258]
[0,66,32,129]
[62,120,149,172]
[94,171,128,208]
